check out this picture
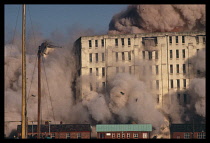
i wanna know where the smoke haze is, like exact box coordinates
[5,4,205,138]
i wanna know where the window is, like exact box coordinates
[106,133,111,136]
[115,39,118,46]
[170,64,173,74]
[66,133,70,139]
[51,133,55,139]
[101,39,104,47]
[128,51,131,60]
[127,133,130,139]
[170,50,173,59]
[116,52,118,61]
[183,79,186,88]
[203,36,206,44]
[117,133,120,138]
[89,68,92,75]
[143,65,146,75]
[169,36,172,44]
[184,133,190,139]
[129,66,132,74]
[133,133,138,138]
[102,67,105,77]
[99,133,104,139]
[122,133,125,139]
[155,51,158,59]
[77,133,81,139]
[182,36,185,43]
[149,65,152,74]
[183,64,186,74]
[184,94,187,104]
[143,133,148,139]
[142,51,145,59]
[121,38,124,46]
[176,64,179,73]
[122,67,125,72]
[90,83,93,91]
[102,82,106,89]
[89,40,92,48]
[177,94,180,103]
[116,67,119,73]
[150,81,153,89]
[96,68,99,76]
[177,79,180,89]
[128,38,131,46]
[198,132,205,139]
[176,50,179,58]
[122,52,125,61]
[112,133,115,138]
[157,94,159,104]
[89,53,92,63]
[197,70,201,75]
[96,82,99,91]
[95,53,98,62]
[196,36,199,43]
[182,49,185,58]
[95,40,98,47]
[156,80,159,90]
[156,65,159,75]
[176,36,178,43]
[197,49,200,54]
[148,51,152,60]
[102,53,105,61]
[171,80,173,88]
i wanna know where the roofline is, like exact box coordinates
[79,31,206,39]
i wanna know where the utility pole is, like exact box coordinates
[21,4,27,139]
[37,45,42,139]
[37,42,62,139]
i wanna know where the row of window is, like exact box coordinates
[115,52,132,61]
[89,53,105,63]
[169,36,185,44]
[170,79,187,89]
[142,51,158,60]
[177,93,188,104]
[88,36,205,48]
[88,64,186,77]
[169,36,205,44]
[50,132,82,139]
[169,49,186,59]
[90,67,106,77]
[103,132,147,139]
[89,49,200,63]
[90,82,106,91]
[170,64,186,74]
[115,38,131,46]
[89,39,105,48]
[183,132,205,139]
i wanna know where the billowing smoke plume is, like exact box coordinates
[5,4,205,138]
[108,5,205,34]
[188,49,206,118]
[4,26,100,136]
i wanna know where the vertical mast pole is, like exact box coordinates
[21,4,27,139]
[37,47,41,139]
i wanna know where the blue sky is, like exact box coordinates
[4,4,128,41]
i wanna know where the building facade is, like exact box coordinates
[17,123,91,139]
[170,124,206,139]
[73,31,205,107]
[96,124,152,139]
